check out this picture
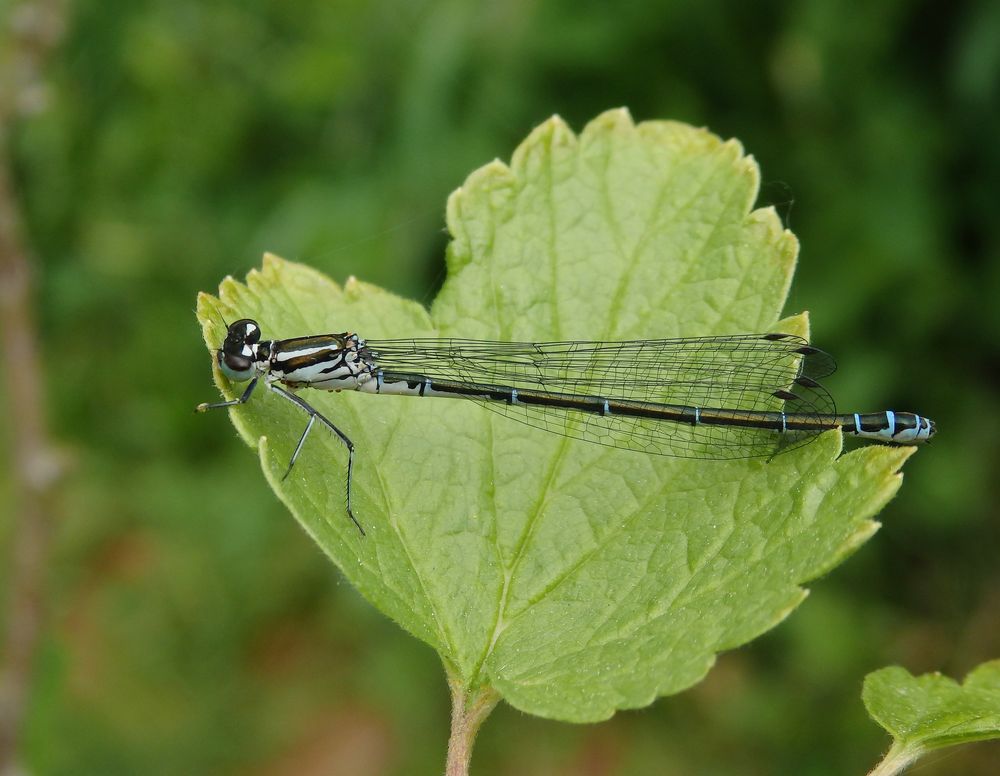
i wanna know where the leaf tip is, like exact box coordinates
[217,274,246,306]
[257,434,275,477]
[846,518,882,552]
[536,112,576,141]
[583,106,636,135]
[344,274,375,301]
[510,114,579,172]
[772,312,811,340]
[445,158,518,271]
[195,291,220,319]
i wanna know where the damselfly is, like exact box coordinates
[197,319,936,534]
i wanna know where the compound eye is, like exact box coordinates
[224,318,261,348]
[242,320,261,345]
[227,318,260,344]
[218,351,254,382]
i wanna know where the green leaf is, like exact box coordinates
[196,109,915,722]
[863,661,1000,774]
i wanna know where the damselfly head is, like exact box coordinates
[217,318,262,382]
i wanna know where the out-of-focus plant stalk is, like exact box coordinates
[0,2,67,771]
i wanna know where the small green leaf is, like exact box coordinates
[197,110,916,722]
[863,661,1000,774]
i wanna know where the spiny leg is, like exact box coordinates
[267,383,364,536]
[196,376,259,413]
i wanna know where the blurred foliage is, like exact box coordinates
[1,0,998,773]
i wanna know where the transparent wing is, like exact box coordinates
[366,334,838,460]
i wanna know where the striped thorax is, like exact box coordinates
[216,318,376,391]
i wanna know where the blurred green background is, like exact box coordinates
[2,0,999,773]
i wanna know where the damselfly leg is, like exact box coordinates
[197,351,363,534]
[265,383,362,535]
[196,376,259,412]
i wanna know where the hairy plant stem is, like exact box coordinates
[445,673,500,776]
[866,741,923,776]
